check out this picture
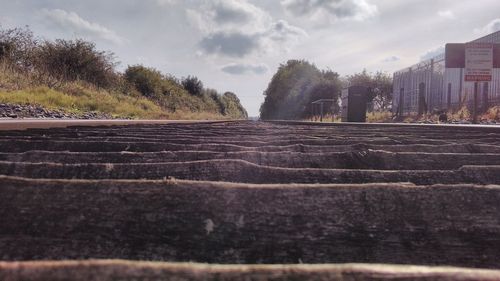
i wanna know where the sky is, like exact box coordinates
[1,0,500,116]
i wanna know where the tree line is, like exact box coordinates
[0,26,247,119]
[260,60,392,120]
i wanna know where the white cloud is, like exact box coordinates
[199,31,259,57]
[420,46,444,62]
[382,56,400,63]
[281,0,378,22]
[189,1,307,58]
[156,0,177,6]
[437,10,455,20]
[221,63,268,75]
[187,0,272,34]
[40,9,124,45]
[265,20,308,43]
[474,18,500,36]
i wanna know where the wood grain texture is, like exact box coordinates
[1,177,500,268]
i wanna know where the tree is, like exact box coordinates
[181,76,203,97]
[222,91,248,119]
[260,60,341,120]
[346,69,393,111]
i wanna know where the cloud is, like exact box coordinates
[474,18,500,36]
[212,0,260,25]
[420,46,444,62]
[190,1,307,58]
[187,0,271,34]
[156,0,177,6]
[265,20,308,43]
[437,10,455,20]
[281,0,377,22]
[40,9,124,44]
[199,31,259,57]
[382,56,400,63]
[221,63,268,75]
[198,19,307,58]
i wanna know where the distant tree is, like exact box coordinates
[346,69,393,111]
[260,60,341,120]
[222,91,248,118]
[181,76,203,96]
[124,65,164,97]
[204,88,225,114]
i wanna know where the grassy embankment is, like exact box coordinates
[0,64,240,120]
[0,26,247,120]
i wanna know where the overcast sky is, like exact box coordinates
[1,0,500,116]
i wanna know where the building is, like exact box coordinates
[393,31,500,116]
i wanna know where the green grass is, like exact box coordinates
[0,86,238,120]
[0,63,169,119]
[0,86,170,119]
[0,63,243,120]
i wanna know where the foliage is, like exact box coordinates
[451,106,471,121]
[260,60,341,120]
[124,65,164,98]
[345,69,393,111]
[0,25,248,120]
[122,65,247,119]
[482,106,500,121]
[0,26,38,71]
[35,39,118,88]
[366,111,392,123]
[221,91,248,118]
[181,75,203,97]
[0,86,168,119]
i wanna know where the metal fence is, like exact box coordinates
[393,31,500,116]
[393,54,445,115]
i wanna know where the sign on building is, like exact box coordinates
[465,43,493,81]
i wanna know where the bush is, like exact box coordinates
[0,26,37,71]
[0,25,249,120]
[222,91,248,118]
[35,39,118,88]
[124,65,164,98]
[181,76,203,96]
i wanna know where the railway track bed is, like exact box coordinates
[1,120,500,280]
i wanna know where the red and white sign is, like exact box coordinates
[465,43,493,81]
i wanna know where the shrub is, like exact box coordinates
[222,91,248,118]
[34,39,118,88]
[0,26,37,71]
[181,76,203,96]
[0,25,249,120]
[124,65,164,98]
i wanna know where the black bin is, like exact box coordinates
[341,86,369,122]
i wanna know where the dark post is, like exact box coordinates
[320,102,324,122]
[473,82,478,124]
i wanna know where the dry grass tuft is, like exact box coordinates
[366,111,392,123]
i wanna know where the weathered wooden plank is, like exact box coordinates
[1,177,500,268]
[2,260,500,281]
